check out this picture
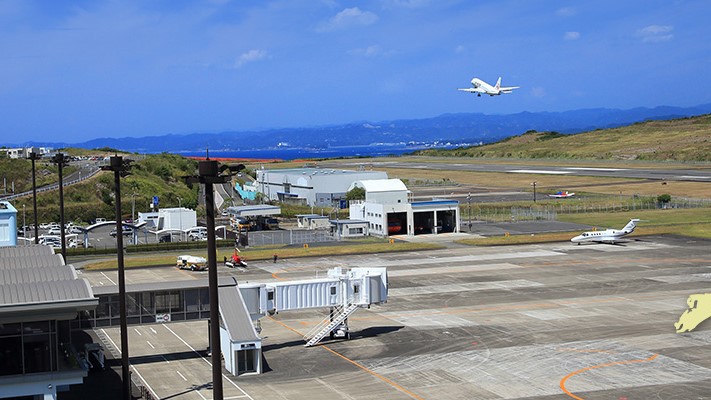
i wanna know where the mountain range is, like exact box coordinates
[12,104,711,154]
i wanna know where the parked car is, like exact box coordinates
[39,236,61,248]
[188,232,206,241]
[109,227,133,237]
[159,234,172,243]
[47,227,62,235]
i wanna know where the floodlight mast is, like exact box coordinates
[101,155,132,400]
[27,151,40,244]
[51,153,68,260]
[185,159,226,400]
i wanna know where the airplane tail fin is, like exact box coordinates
[495,77,502,90]
[622,218,640,233]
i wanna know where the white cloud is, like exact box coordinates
[564,31,580,40]
[234,49,267,68]
[636,25,673,43]
[454,45,466,54]
[317,7,378,32]
[556,7,576,17]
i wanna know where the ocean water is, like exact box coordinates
[179,144,437,160]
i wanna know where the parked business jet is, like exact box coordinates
[570,219,640,244]
[458,77,520,96]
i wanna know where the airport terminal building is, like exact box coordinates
[256,168,387,207]
[0,245,98,399]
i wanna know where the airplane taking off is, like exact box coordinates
[458,77,520,96]
[549,191,575,198]
[571,219,640,245]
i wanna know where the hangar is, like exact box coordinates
[348,179,460,237]
[255,167,387,207]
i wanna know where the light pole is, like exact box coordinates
[22,205,26,237]
[184,157,244,400]
[51,153,68,260]
[532,181,537,203]
[101,156,132,400]
[28,150,40,244]
[131,191,137,223]
[467,192,471,232]
[177,196,182,241]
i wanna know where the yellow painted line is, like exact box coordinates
[268,316,424,400]
[559,353,659,400]
[556,348,617,354]
[270,265,323,280]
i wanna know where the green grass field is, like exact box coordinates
[82,240,444,270]
[456,208,711,246]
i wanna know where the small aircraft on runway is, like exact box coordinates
[458,77,520,97]
[571,219,640,245]
[549,191,575,198]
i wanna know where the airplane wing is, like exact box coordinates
[499,86,520,91]
[458,88,486,93]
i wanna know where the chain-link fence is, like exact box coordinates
[465,197,711,223]
[246,229,337,246]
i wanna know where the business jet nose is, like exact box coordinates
[571,235,582,242]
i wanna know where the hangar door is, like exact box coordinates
[387,212,406,235]
[413,211,434,235]
[437,210,456,233]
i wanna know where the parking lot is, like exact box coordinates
[76,234,711,399]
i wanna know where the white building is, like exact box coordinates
[1,147,52,159]
[349,179,460,237]
[138,207,196,231]
[296,214,331,230]
[256,168,387,207]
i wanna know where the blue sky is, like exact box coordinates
[1,0,710,143]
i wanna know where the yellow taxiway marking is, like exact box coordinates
[268,316,425,400]
[559,353,659,400]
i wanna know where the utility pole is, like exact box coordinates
[532,181,537,203]
[51,153,68,260]
[101,156,133,400]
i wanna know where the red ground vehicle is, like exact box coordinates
[225,250,247,268]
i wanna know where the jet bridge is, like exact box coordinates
[239,267,388,346]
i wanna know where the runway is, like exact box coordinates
[81,235,711,399]
[320,160,711,183]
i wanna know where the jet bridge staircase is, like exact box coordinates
[304,303,360,347]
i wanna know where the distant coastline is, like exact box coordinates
[178,144,440,161]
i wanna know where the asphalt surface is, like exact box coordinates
[321,160,711,183]
[74,234,711,399]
